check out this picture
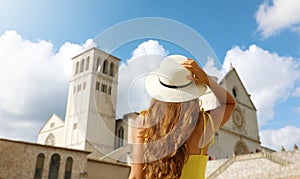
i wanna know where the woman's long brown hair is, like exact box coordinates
[142,98,200,179]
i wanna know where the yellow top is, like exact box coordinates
[180,108,213,179]
[180,155,208,179]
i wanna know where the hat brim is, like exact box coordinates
[145,71,207,102]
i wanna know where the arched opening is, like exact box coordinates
[80,59,85,73]
[102,60,108,74]
[75,62,79,74]
[234,140,249,155]
[85,57,90,71]
[48,153,60,179]
[64,157,73,179]
[110,63,114,77]
[117,127,124,148]
[45,133,55,146]
[232,87,238,98]
[96,57,101,71]
[34,153,45,179]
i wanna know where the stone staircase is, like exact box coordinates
[206,150,300,179]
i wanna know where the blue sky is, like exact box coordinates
[0,0,300,151]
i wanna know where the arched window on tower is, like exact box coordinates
[96,57,101,71]
[48,153,60,179]
[75,61,79,74]
[85,57,90,71]
[232,87,238,98]
[80,59,85,73]
[117,127,124,148]
[34,153,45,179]
[45,133,55,146]
[110,62,114,77]
[102,60,108,74]
[64,157,73,179]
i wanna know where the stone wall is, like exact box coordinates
[0,138,89,179]
[87,159,130,179]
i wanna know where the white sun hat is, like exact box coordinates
[145,54,207,102]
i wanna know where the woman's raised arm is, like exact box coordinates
[182,58,236,147]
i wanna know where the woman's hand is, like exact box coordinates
[181,58,209,85]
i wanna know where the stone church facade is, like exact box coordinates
[207,67,261,159]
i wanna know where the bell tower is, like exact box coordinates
[64,47,120,158]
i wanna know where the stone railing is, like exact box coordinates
[262,150,290,166]
[207,151,291,179]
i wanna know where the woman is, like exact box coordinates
[129,55,236,179]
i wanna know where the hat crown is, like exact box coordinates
[145,54,207,103]
[158,55,192,86]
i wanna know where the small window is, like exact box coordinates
[110,63,114,77]
[64,157,73,179]
[104,85,107,93]
[101,84,104,92]
[232,88,237,98]
[48,154,60,179]
[101,84,107,93]
[50,123,55,128]
[117,127,124,148]
[85,57,90,71]
[34,153,45,179]
[96,82,100,91]
[83,82,86,90]
[77,84,81,92]
[102,60,108,74]
[73,123,77,130]
[80,59,85,73]
[108,86,112,95]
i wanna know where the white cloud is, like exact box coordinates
[203,57,225,82]
[0,30,94,142]
[260,126,300,151]
[131,39,168,58]
[223,45,300,126]
[116,40,168,118]
[256,0,300,38]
